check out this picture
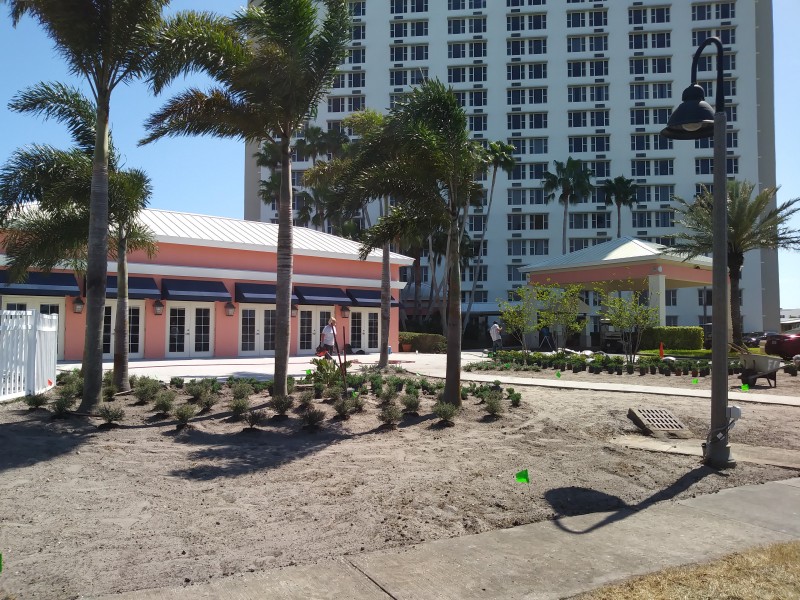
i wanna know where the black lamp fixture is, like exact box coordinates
[72,296,85,314]
[660,36,734,469]
[290,304,298,318]
[225,301,236,317]
[340,305,350,318]
[153,299,165,316]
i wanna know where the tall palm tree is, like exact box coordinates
[462,141,516,333]
[1,82,156,393]
[3,0,169,411]
[541,157,594,255]
[140,0,350,397]
[672,181,800,345]
[602,175,638,238]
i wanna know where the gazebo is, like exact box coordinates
[519,237,713,327]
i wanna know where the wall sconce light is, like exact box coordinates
[341,305,351,318]
[290,304,298,318]
[72,297,85,314]
[225,301,236,317]
[153,299,164,316]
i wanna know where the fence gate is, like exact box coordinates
[0,310,58,402]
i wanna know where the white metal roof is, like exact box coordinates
[520,236,712,273]
[138,208,414,265]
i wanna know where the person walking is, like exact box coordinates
[320,317,337,359]
[489,320,503,352]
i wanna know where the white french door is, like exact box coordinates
[2,296,65,360]
[238,304,277,357]
[102,301,145,359]
[349,309,380,353]
[166,303,215,358]
[297,307,333,355]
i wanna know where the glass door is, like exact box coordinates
[166,304,214,358]
[239,305,277,356]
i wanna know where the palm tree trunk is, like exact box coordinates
[443,213,462,406]
[378,197,391,368]
[729,253,744,346]
[273,134,294,397]
[617,203,622,238]
[462,169,497,334]
[112,232,131,392]
[79,97,111,413]
[413,251,422,322]
[562,198,569,255]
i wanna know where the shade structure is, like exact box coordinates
[106,276,161,300]
[234,282,300,304]
[346,288,399,307]
[161,278,231,302]
[295,286,352,306]
[0,271,80,296]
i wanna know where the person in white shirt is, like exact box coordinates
[489,321,503,352]
[320,317,337,357]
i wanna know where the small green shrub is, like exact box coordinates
[102,385,117,402]
[228,396,249,419]
[287,376,296,394]
[369,374,384,394]
[328,385,343,402]
[169,376,184,389]
[57,369,84,397]
[133,376,161,404]
[98,404,125,424]
[484,391,504,417]
[380,387,398,404]
[333,396,352,418]
[400,393,420,413]
[174,403,196,426]
[378,401,402,427]
[102,370,114,388]
[301,408,326,429]
[128,374,138,388]
[508,391,522,408]
[231,382,254,401]
[52,395,75,417]
[298,390,315,411]
[153,389,177,415]
[350,393,365,412]
[196,389,219,412]
[184,379,205,401]
[397,332,446,353]
[268,394,294,416]
[433,401,459,424]
[24,394,48,409]
[245,409,266,428]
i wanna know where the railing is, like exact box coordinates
[0,310,58,402]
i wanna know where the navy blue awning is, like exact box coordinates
[346,288,399,307]
[295,286,352,306]
[161,278,231,302]
[234,282,299,304]
[0,271,80,297]
[106,276,161,300]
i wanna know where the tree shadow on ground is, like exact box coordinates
[165,419,353,481]
[544,465,724,534]
[0,408,97,473]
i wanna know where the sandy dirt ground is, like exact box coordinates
[0,369,798,600]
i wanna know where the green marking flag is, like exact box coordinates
[742,384,749,391]
[352,391,358,398]
[306,369,311,376]
[692,378,699,385]
[504,363,510,368]
[515,469,530,484]
[555,371,562,378]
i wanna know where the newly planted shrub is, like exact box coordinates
[52,395,75,418]
[102,384,118,402]
[58,369,84,397]
[484,390,504,418]
[231,382,255,401]
[400,393,420,414]
[174,404,196,427]
[23,394,48,409]
[369,374,384,394]
[433,401,459,425]
[102,370,114,388]
[378,401,402,427]
[244,409,266,429]
[133,376,161,404]
[268,394,294,416]
[287,376,296,394]
[169,376,184,389]
[298,390,315,411]
[301,408,326,430]
[333,396,352,419]
[184,379,206,401]
[350,393,365,413]
[153,390,177,415]
[379,387,398,404]
[196,389,219,413]
[98,404,125,425]
[507,389,522,408]
[328,385,343,402]
[228,396,250,419]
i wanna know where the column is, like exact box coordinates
[648,273,667,326]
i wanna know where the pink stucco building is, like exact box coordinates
[0,209,412,361]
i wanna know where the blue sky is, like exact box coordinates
[1,1,799,308]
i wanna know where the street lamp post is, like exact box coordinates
[661,37,735,468]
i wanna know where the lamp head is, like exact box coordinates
[660,84,716,140]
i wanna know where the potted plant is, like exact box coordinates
[639,364,647,376]
[626,363,635,375]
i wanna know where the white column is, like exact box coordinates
[648,273,667,326]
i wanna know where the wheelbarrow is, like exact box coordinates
[731,343,783,388]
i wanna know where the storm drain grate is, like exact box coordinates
[627,407,688,434]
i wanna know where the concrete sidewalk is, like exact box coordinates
[92,478,800,600]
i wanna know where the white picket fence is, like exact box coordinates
[0,310,58,402]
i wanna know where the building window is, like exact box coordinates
[632,211,651,228]
[665,289,677,307]
[654,210,674,228]
[348,1,365,17]
[666,316,678,326]
[698,288,712,307]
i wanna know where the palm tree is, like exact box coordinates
[602,175,638,238]
[1,82,156,393]
[140,0,350,397]
[4,0,169,411]
[541,157,594,255]
[672,181,800,345]
[462,141,516,333]
[353,79,485,405]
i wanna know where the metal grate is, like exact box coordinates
[627,407,688,434]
